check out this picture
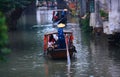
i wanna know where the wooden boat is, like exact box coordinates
[52,9,68,26]
[43,30,76,59]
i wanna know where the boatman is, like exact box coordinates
[59,9,68,25]
[57,23,66,48]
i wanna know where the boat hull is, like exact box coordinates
[47,49,75,59]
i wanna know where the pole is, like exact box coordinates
[53,17,64,26]
[65,35,71,65]
[65,35,71,77]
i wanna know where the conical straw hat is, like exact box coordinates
[57,23,65,28]
[64,9,68,11]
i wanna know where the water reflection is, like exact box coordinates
[108,46,120,77]
[0,7,120,77]
[89,36,111,77]
[89,35,120,77]
[109,46,120,61]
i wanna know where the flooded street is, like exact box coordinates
[0,7,120,77]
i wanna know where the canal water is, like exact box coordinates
[0,7,120,77]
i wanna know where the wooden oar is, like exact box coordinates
[53,17,64,26]
[65,35,71,65]
[65,35,71,77]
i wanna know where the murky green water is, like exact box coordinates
[0,7,120,77]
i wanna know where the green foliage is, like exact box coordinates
[1,48,11,54]
[0,12,8,46]
[99,10,108,19]
[0,0,34,12]
[0,12,11,61]
[81,14,92,33]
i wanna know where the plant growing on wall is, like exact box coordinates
[81,13,92,33]
[99,10,108,20]
[0,12,10,61]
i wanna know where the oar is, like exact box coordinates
[65,35,71,65]
[53,17,64,26]
[65,35,71,77]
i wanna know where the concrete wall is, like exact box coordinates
[108,0,120,33]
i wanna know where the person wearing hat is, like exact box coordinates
[57,23,66,48]
[59,9,68,25]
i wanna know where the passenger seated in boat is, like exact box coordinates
[48,34,56,48]
[53,34,59,48]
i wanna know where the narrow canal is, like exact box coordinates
[0,6,120,77]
